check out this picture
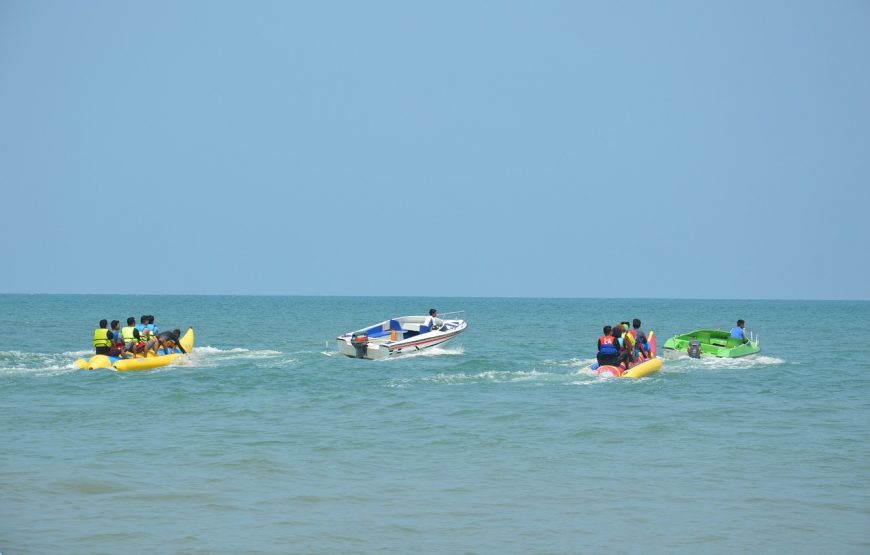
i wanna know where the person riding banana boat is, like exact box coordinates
[81,315,194,371]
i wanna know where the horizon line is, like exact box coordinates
[0,292,867,302]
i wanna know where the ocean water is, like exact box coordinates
[1,295,868,554]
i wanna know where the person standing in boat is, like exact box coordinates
[93,319,113,356]
[731,320,748,344]
[597,325,630,369]
[423,308,441,332]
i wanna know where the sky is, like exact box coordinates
[1,1,868,299]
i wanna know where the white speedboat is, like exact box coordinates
[336,314,467,360]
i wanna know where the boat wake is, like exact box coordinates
[0,350,84,377]
[418,367,560,384]
[666,354,785,372]
[542,357,593,369]
[183,346,295,369]
[381,345,465,361]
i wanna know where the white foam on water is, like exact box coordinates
[194,346,282,356]
[542,357,592,369]
[665,353,786,373]
[181,346,293,369]
[379,345,465,361]
[0,350,81,377]
[422,368,560,384]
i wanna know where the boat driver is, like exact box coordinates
[423,308,440,332]
[730,320,748,344]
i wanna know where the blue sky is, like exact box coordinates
[1,1,868,299]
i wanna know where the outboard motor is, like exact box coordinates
[687,339,702,359]
[351,333,368,359]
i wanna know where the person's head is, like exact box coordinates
[127,317,136,326]
[99,319,108,328]
[140,315,148,324]
[613,326,623,338]
[633,319,641,329]
[173,329,181,337]
[429,308,437,316]
[621,321,630,330]
[149,315,155,324]
[603,325,612,336]
[737,319,745,328]
[111,320,120,330]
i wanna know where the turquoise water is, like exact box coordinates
[1,295,868,554]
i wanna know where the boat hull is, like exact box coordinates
[75,328,195,371]
[595,357,663,378]
[662,329,760,358]
[337,317,467,360]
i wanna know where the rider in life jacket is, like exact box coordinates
[626,318,650,360]
[612,325,634,365]
[121,317,145,356]
[136,315,151,343]
[153,329,186,354]
[93,319,113,355]
[597,325,630,369]
[108,319,125,357]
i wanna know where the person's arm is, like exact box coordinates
[174,332,187,353]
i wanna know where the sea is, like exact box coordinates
[1,295,868,554]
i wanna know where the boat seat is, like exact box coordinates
[367,319,405,338]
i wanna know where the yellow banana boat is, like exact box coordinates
[582,330,664,379]
[76,328,194,371]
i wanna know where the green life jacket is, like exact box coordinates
[121,326,138,343]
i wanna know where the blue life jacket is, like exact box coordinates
[598,336,618,355]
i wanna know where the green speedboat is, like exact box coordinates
[663,329,760,359]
